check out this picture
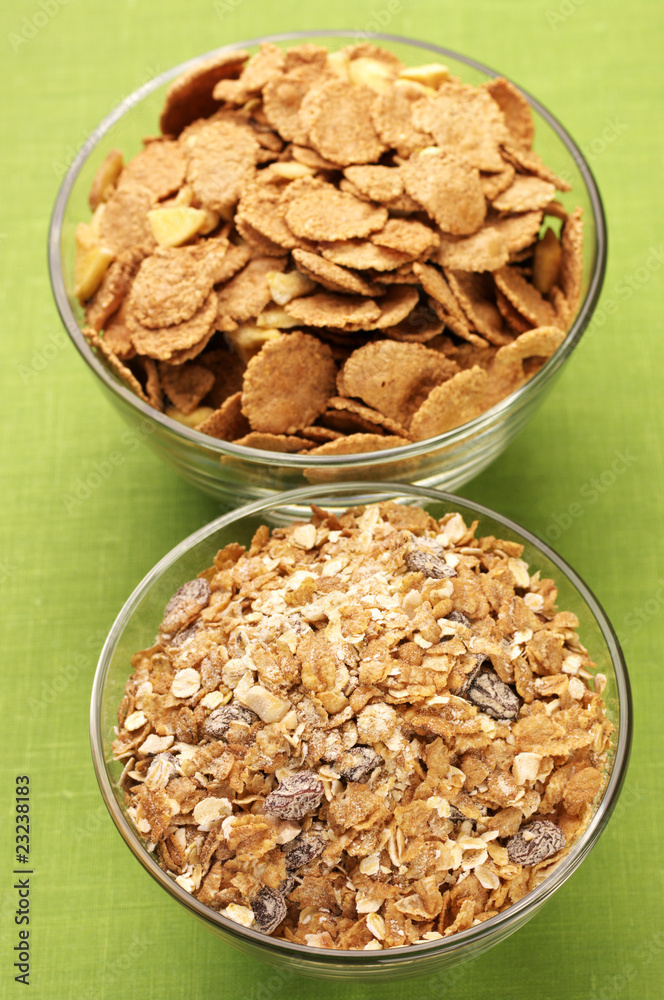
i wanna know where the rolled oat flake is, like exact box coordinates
[507,818,566,866]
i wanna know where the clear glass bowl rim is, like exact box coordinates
[90,481,631,968]
[50,29,608,471]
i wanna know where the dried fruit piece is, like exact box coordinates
[205,704,258,740]
[250,886,287,934]
[264,771,324,820]
[74,236,115,302]
[89,148,124,209]
[337,747,383,782]
[283,831,326,870]
[533,227,563,295]
[506,818,566,866]
[405,538,457,579]
[160,578,211,636]
[147,206,209,247]
[466,668,521,720]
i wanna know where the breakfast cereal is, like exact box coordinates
[76,42,584,454]
[112,501,613,949]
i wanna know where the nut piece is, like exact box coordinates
[264,771,324,820]
[337,746,383,782]
[250,886,287,935]
[467,668,521,721]
[204,704,258,740]
[243,685,291,723]
[506,818,566,866]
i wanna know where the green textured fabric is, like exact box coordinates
[1,1,662,997]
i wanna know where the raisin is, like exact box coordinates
[204,704,258,740]
[250,886,287,934]
[264,771,324,820]
[168,622,201,648]
[278,874,300,897]
[405,538,457,579]
[283,832,326,871]
[507,819,566,866]
[467,668,520,720]
[160,578,210,635]
[146,752,179,782]
[337,746,383,782]
[448,610,471,627]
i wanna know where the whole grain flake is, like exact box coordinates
[75,41,584,454]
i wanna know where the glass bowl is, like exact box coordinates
[50,31,607,507]
[90,483,630,981]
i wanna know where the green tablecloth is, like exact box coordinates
[1,1,662,996]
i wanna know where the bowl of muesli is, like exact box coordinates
[91,483,630,980]
[50,31,606,506]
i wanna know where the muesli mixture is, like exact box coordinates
[113,501,613,949]
[76,42,583,454]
